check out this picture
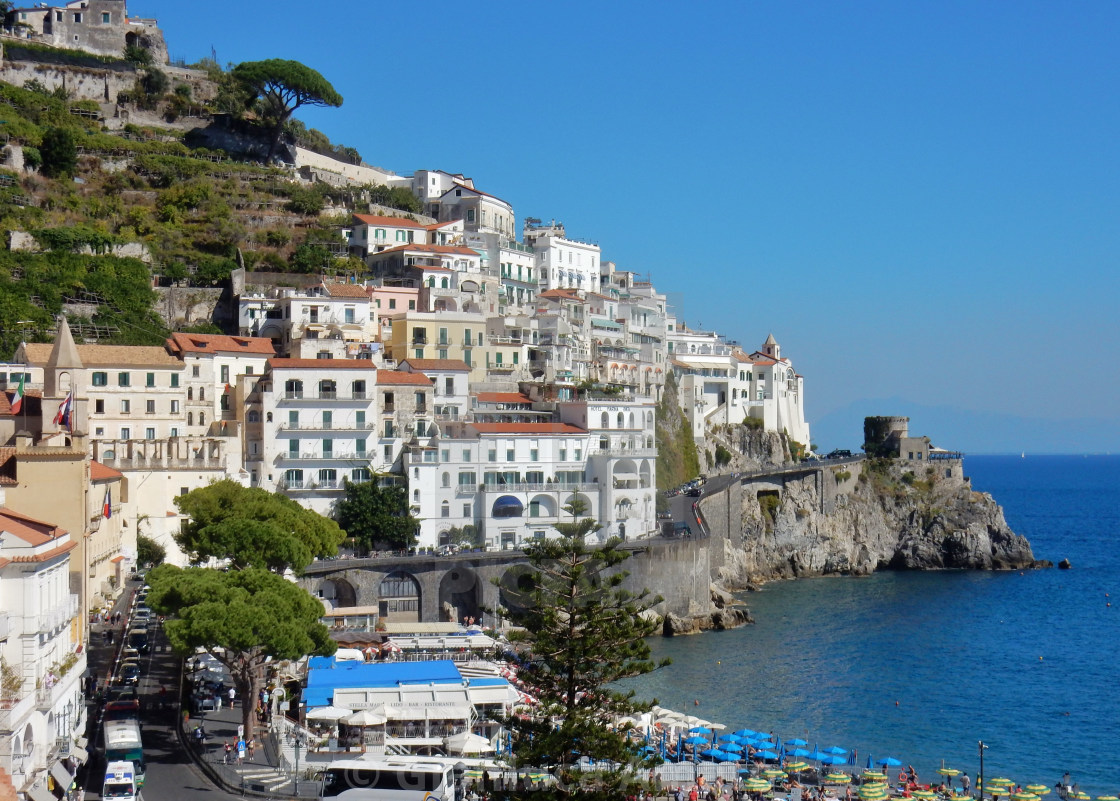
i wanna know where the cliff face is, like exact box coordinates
[713,458,1040,589]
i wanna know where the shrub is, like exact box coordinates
[742,415,764,430]
[714,444,732,467]
[834,470,851,484]
[758,493,781,524]
[39,127,77,178]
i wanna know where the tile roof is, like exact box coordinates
[22,343,183,368]
[538,289,585,303]
[352,214,429,229]
[6,539,78,564]
[166,332,276,357]
[376,371,434,386]
[0,448,15,486]
[400,359,471,371]
[0,507,68,547]
[323,282,372,299]
[376,244,479,257]
[471,422,587,435]
[268,359,375,370]
[90,460,124,482]
[475,392,533,404]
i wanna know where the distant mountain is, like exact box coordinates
[809,397,1120,455]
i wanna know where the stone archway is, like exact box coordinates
[378,570,421,623]
[317,577,357,608]
[438,566,482,625]
[496,565,536,620]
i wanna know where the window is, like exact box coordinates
[220,365,229,384]
[102,11,110,23]
[192,365,200,377]
[506,449,515,461]
[356,411,366,426]
[415,421,426,436]
[463,504,472,517]
[171,400,180,413]
[530,449,538,461]
[146,399,156,414]
[459,471,476,486]
[145,427,155,440]
[415,391,426,410]
[120,427,130,439]
[488,450,496,462]
[146,372,155,387]
[445,377,454,395]
[318,468,337,486]
[285,469,303,488]
[383,444,393,460]
[439,349,448,360]
[467,209,475,223]
[559,448,567,461]
[323,439,333,457]
[118,372,131,387]
[120,399,131,414]
[199,413,205,426]
[408,300,416,310]
[352,468,371,482]
[356,438,366,456]
[353,379,366,398]
[462,448,471,461]
[171,427,178,437]
[171,374,179,388]
[92,372,108,386]
[574,448,582,461]
[322,410,332,429]
[95,399,105,414]
[73,11,82,22]
[414,348,423,359]
[384,420,394,437]
[388,298,396,310]
[441,501,450,518]
[289,439,299,456]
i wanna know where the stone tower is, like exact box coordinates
[41,316,86,444]
[761,333,780,360]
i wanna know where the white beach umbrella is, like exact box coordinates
[445,732,494,754]
[342,709,386,726]
[306,705,353,722]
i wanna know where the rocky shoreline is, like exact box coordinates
[661,454,1045,636]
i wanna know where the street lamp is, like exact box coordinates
[293,733,305,795]
[978,740,988,800]
[453,761,467,801]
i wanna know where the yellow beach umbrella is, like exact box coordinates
[744,779,773,793]
[859,785,889,801]
[987,779,1015,788]
[1010,793,1040,801]
[950,795,973,801]
[763,769,786,779]
[1069,794,1089,801]
[863,772,888,782]
[826,774,852,785]
[1025,787,1049,796]
[1095,796,1119,801]
[912,791,938,800]
[785,761,811,774]
[939,768,962,777]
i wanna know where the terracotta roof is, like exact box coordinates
[22,343,183,368]
[399,359,471,371]
[268,359,375,370]
[90,460,124,482]
[471,422,587,435]
[375,244,480,257]
[323,282,372,299]
[587,292,614,301]
[538,289,585,303]
[352,214,428,229]
[8,539,77,563]
[0,391,10,416]
[166,332,276,357]
[0,507,69,547]
[475,392,533,404]
[0,448,15,486]
[376,371,433,386]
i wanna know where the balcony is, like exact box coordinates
[278,422,376,432]
[412,336,428,345]
[480,482,599,494]
[588,447,658,458]
[37,594,79,635]
[280,452,366,462]
[278,480,345,491]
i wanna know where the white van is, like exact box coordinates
[102,760,142,800]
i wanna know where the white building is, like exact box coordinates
[0,497,87,800]
[523,220,601,293]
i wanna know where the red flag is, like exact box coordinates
[102,486,112,519]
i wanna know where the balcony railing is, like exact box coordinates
[278,480,345,491]
[280,452,366,461]
[479,482,599,493]
[282,391,368,402]
[37,594,79,635]
[278,421,376,431]
[588,447,658,458]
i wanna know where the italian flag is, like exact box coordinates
[102,486,112,519]
[9,374,24,415]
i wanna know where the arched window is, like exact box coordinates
[187,387,193,400]
[601,412,609,428]
[617,412,625,427]
[266,412,273,423]
[441,277,449,289]
[629,412,635,428]
[441,501,450,518]
[199,387,205,402]
[428,277,436,287]
[199,413,205,426]
[248,411,260,423]
[187,412,193,426]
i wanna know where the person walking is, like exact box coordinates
[228,686,236,708]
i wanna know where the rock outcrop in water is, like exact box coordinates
[713,455,1042,590]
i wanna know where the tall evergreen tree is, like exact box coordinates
[498,534,668,798]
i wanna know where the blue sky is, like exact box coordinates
[147,1,1120,451]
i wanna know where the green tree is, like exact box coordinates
[136,533,165,567]
[557,496,601,542]
[174,479,345,572]
[39,127,77,178]
[332,478,417,552]
[497,536,667,797]
[231,59,343,162]
[146,565,335,736]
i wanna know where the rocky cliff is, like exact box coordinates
[712,457,1042,590]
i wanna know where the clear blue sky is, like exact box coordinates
[146,1,1120,450]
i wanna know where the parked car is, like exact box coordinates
[828,449,853,459]
[117,663,141,686]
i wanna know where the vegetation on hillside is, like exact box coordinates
[655,372,702,491]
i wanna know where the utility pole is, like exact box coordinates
[978,740,988,800]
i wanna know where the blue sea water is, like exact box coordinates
[624,455,1120,794]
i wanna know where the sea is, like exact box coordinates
[624,455,1120,795]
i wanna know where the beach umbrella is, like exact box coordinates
[878,757,903,768]
[986,779,1014,787]
[949,796,973,801]
[722,743,745,753]
[752,740,778,750]
[734,729,757,738]
[763,769,787,779]
[699,748,725,760]
[755,751,779,761]
[791,748,812,758]
[690,726,714,735]
[718,734,745,744]
[809,751,831,762]
[1025,787,1049,796]
[745,779,773,793]
[859,785,890,801]
[862,772,887,781]
[1068,794,1089,801]
[710,723,728,731]
[825,747,849,756]
[911,792,937,800]
[826,774,852,785]
[820,756,849,766]
[786,738,809,748]
[444,732,494,755]
[938,768,962,777]
[1095,797,1120,801]
[684,736,710,745]
[342,709,387,727]
[1009,794,1039,801]
[785,761,811,774]
[306,705,353,721]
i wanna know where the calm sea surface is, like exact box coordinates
[624,455,1120,794]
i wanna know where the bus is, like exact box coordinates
[102,760,142,800]
[320,758,458,800]
[104,719,145,786]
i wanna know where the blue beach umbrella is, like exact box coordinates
[734,729,757,738]
[878,757,902,768]
[700,748,723,760]
[755,750,779,760]
[786,738,809,748]
[820,756,849,766]
[866,755,873,770]
[718,734,744,744]
[810,751,832,762]
[722,743,745,753]
[690,726,714,735]
[684,735,709,745]
[791,748,812,758]
[825,747,849,756]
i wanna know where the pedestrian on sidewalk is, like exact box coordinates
[228,686,236,708]
[236,737,246,766]
[223,741,232,764]
[247,738,256,761]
